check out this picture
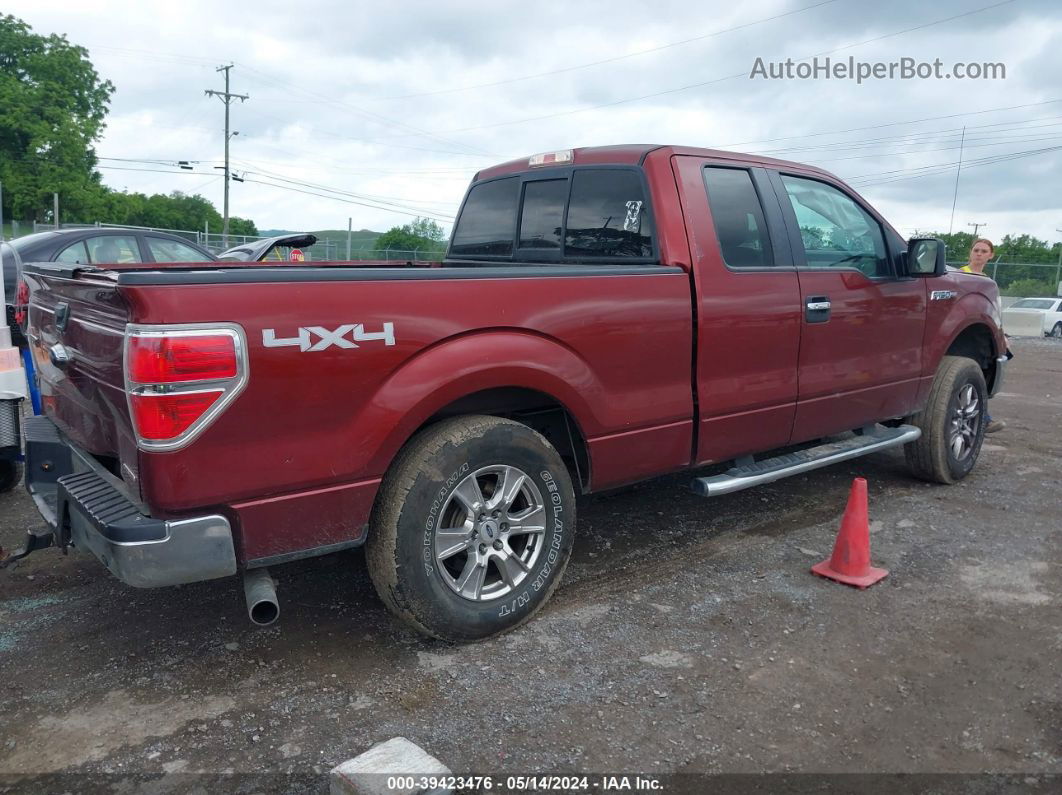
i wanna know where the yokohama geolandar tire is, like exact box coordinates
[366,415,576,642]
[905,355,988,484]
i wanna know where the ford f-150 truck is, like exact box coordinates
[10,145,1006,641]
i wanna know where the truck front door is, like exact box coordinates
[672,156,802,465]
[768,171,926,442]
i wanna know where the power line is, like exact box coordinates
[846,144,1062,187]
[227,159,459,208]
[369,0,842,101]
[844,143,1062,181]
[240,177,454,221]
[370,0,1018,137]
[83,43,220,66]
[235,167,458,218]
[93,163,456,221]
[235,64,493,158]
[789,132,1062,166]
[239,106,493,159]
[718,99,1062,149]
[748,116,1062,156]
[98,165,217,176]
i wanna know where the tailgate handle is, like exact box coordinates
[49,343,72,368]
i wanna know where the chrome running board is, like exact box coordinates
[691,424,921,498]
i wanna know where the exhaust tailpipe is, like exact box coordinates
[243,568,280,626]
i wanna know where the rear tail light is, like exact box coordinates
[124,324,247,451]
[128,334,238,383]
[130,390,224,440]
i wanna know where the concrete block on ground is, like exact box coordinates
[330,736,453,795]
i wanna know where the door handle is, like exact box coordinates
[805,296,831,323]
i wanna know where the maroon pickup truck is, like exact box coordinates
[12,145,1006,641]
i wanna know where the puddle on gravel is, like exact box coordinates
[0,689,236,774]
[959,561,1052,606]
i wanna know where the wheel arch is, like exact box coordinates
[359,330,599,494]
[418,386,591,492]
[943,322,999,392]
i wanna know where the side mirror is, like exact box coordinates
[907,237,947,277]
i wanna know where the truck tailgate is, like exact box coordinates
[23,264,140,497]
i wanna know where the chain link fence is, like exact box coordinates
[950,260,1062,299]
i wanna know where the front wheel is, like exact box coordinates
[366,415,576,642]
[904,355,987,484]
[1050,322,1062,338]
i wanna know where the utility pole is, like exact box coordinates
[347,217,352,260]
[948,126,966,236]
[1055,227,1062,294]
[205,64,248,249]
[53,193,59,229]
[967,222,987,238]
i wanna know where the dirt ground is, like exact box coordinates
[0,340,1059,794]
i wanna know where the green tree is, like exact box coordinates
[1000,277,1056,298]
[0,15,114,222]
[228,216,257,236]
[375,217,447,257]
[927,231,1059,290]
[60,188,257,236]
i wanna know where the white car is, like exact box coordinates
[1002,297,1062,337]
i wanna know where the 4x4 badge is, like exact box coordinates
[262,323,396,352]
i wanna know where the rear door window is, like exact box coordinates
[146,236,209,262]
[55,242,90,264]
[564,170,652,258]
[85,235,140,264]
[703,167,774,268]
[450,177,520,257]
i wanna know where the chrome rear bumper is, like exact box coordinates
[23,416,237,587]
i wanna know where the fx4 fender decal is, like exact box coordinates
[262,323,396,352]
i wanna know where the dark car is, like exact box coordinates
[3,228,216,345]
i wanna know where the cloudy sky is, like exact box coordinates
[17,0,1062,244]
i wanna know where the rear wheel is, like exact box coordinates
[905,355,987,484]
[0,460,22,493]
[1051,322,1062,338]
[366,415,576,642]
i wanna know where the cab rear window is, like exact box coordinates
[565,170,652,258]
[449,168,654,262]
[449,177,520,257]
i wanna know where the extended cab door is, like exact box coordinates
[768,171,926,442]
[671,156,802,465]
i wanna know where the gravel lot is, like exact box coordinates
[0,339,1059,793]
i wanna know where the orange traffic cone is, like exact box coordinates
[811,477,888,588]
